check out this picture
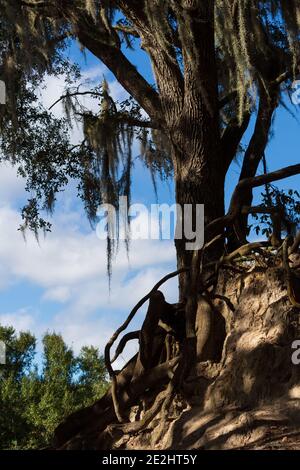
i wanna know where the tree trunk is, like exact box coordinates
[172,144,225,301]
[164,2,224,300]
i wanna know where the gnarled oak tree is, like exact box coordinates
[1,0,300,449]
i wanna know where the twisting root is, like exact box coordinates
[107,389,169,440]
[212,294,235,312]
[290,231,300,255]
[282,236,300,309]
[223,241,269,263]
[104,267,189,423]
[152,251,203,442]
[103,231,281,428]
[111,331,140,364]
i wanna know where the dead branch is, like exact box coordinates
[49,91,103,110]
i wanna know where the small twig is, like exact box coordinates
[49,91,103,110]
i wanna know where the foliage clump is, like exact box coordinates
[0,325,109,449]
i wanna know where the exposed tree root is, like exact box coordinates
[111,331,140,364]
[53,165,300,448]
[282,237,300,309]
[104,268,188,422]
[223,241,269,263]
[290,231,300,255]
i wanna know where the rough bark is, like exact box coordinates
[169,1,224,298]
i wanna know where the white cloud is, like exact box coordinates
[0,63,176,366]
[42,286,71,303]
[0,205,175,291]
[0,308,35,332]
[0,203,177,364]
[0,163,26,206]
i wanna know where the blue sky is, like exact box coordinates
[0,37,299,365]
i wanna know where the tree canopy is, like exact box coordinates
[0,1,299,246]
[0,325,108,449]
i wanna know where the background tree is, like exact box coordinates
[0,326,108,449]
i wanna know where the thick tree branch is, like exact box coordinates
[239,87,279,183]
[231,84,280,242]
[69,13,162,124]
[221,112,251,174]
[206,163,300,241]
[75,111,159,129]
[118,1,184,124]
